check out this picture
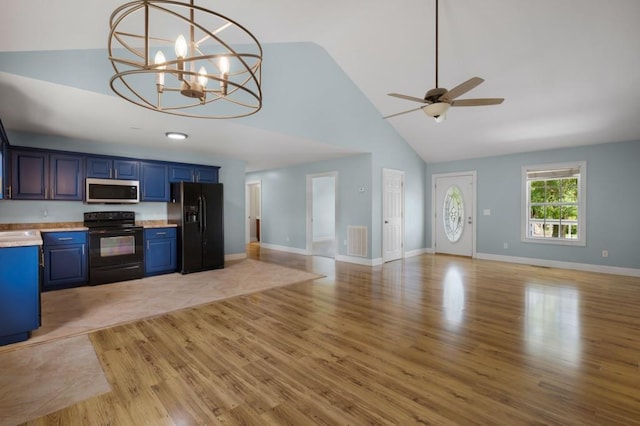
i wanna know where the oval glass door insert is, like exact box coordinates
[443,185,464,243]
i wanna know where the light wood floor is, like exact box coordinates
[25,246,640,425]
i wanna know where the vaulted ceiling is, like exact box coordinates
[1,0,639,171]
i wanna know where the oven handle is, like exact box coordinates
[89,228,140,236]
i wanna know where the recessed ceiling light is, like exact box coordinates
[165,132,188,140]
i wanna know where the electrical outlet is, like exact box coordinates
[503,242,508,249]
[602,250,608,258]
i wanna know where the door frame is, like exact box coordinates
[245,180,262,245]
[306,171,338,255]
[382,168,405,263]
[431,171,477,257]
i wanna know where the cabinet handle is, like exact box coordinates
[82,244,85,255]
[58,237,74,241]
[156,232,166,235]
[147,241,150,250]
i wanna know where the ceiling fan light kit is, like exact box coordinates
[108,0,262,119]
[385,0,504,122]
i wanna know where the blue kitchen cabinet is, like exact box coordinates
[140,161,169,201]
[195,166,218,183]
[11,149,47,199]
[144,227,177,276]
[0,118,9,199]
[86,156,139,180]
[169,164,219,183]
[42,231,88,291]
[11,149,84,200]
[49,153,84,200]
[0,245,40,346]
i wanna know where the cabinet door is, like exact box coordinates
[11,150,48,199]
[195,166,219,183]
[114,160,139,180]
[145,230,177,276]
[43,244,88,291]
[86,157,112,178]
[0,246,40,344]
[169,164,194,182]
[141,162,169,201]
[50,153,84,200]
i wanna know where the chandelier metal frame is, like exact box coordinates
[108,0,262,119]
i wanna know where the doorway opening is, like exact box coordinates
[306,172,337,258]
[246,181,262,245]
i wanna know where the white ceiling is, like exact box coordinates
[1,0,639,171]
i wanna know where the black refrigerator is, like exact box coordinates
[167,182,224,273]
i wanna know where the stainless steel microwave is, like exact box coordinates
[85,178,140,204]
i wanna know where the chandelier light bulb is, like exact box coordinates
[174,35,188,58]
[219,56,230,75]
[154,50,166,85]
[198,66,208,87]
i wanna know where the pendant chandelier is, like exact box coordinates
[108,0,262,119]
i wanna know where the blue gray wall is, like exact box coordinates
[426,139,640,270]
[0,131,247,256]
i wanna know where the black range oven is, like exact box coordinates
[84,211,144,285]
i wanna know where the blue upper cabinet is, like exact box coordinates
[11,150,48,199]
[50,153,84,200]
[195,166,218,183]
[169,163,219,183]
[140,161,169,201]
[0,119,9,200]
[11,149,84,201]
[87,156,139,180]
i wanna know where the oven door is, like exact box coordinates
[88,227,143,285]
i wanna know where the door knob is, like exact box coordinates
[384,220,389,224]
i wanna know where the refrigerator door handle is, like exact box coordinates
[202,195,208,235]
[198,196,204,234]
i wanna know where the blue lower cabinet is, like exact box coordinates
[42,231,88,291]
[0,245,40,345]
[144,227,177,276]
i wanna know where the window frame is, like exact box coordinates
[521,161,587,246]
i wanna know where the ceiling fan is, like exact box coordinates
[385,0,504,122]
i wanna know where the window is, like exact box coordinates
[522,161,586,246]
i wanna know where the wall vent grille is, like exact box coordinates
[347,226,368,257]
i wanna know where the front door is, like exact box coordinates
[434,173,474,256]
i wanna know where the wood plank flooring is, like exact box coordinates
[25,247,640,425]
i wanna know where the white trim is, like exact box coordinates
[521,160,587,246]
[476,252,640,277]
[405,248,427,258]
[431,171,477,257]
[225,252,247,261]
[335,254,383,266]
[260,242,309,256]
[382,168,405,263]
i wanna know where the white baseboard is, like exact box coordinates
[260,243,309,256]
[335,254,382,266]
[475,252,640,277]
[405,248,428,258]
[225,252,247,261]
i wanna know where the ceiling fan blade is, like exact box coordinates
[440,77,484,102]
[388,93,428,103]
[451,98,504,107]
[383,106,424,119]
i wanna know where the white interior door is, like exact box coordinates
[434,174,474,256]
[383,168,404,262]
